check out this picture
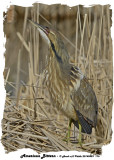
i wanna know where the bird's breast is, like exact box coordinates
[45,59,77,120]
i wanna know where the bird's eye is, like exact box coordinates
[45,27,50,33]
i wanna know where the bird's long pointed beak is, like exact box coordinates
[28,19,48,35]
[28,19,50,45]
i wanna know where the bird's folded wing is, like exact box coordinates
[71,76,98,128]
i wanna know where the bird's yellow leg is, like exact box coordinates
[78,121,82,146]
[63,119,72,142]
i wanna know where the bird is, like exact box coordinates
[28,19,98,144]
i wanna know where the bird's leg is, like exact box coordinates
[63,119,72,142]
[78,120,82,146]
[67,119,72,141]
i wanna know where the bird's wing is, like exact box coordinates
[70,66,98,128]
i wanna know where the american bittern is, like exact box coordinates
[29,20,98,144]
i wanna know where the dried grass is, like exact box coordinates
[2,4,113,155]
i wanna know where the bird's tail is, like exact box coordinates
[72,110,92,134]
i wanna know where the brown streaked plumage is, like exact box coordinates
[29,19,98,138]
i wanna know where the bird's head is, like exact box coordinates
[29,20,69,63]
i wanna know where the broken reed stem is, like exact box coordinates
[97,6,103,64]
[4,68,10,86]
[75,13,78,64]
[80,14,87,55]
[16,49,21,105]
[23,7,28,37]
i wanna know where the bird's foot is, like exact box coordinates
[63,137,70,143]
[63,132,71,143]
[63,119,72,143]
[78,137,85,147]
[78,140,83,147]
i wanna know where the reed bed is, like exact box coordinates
[2,4,113,155]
